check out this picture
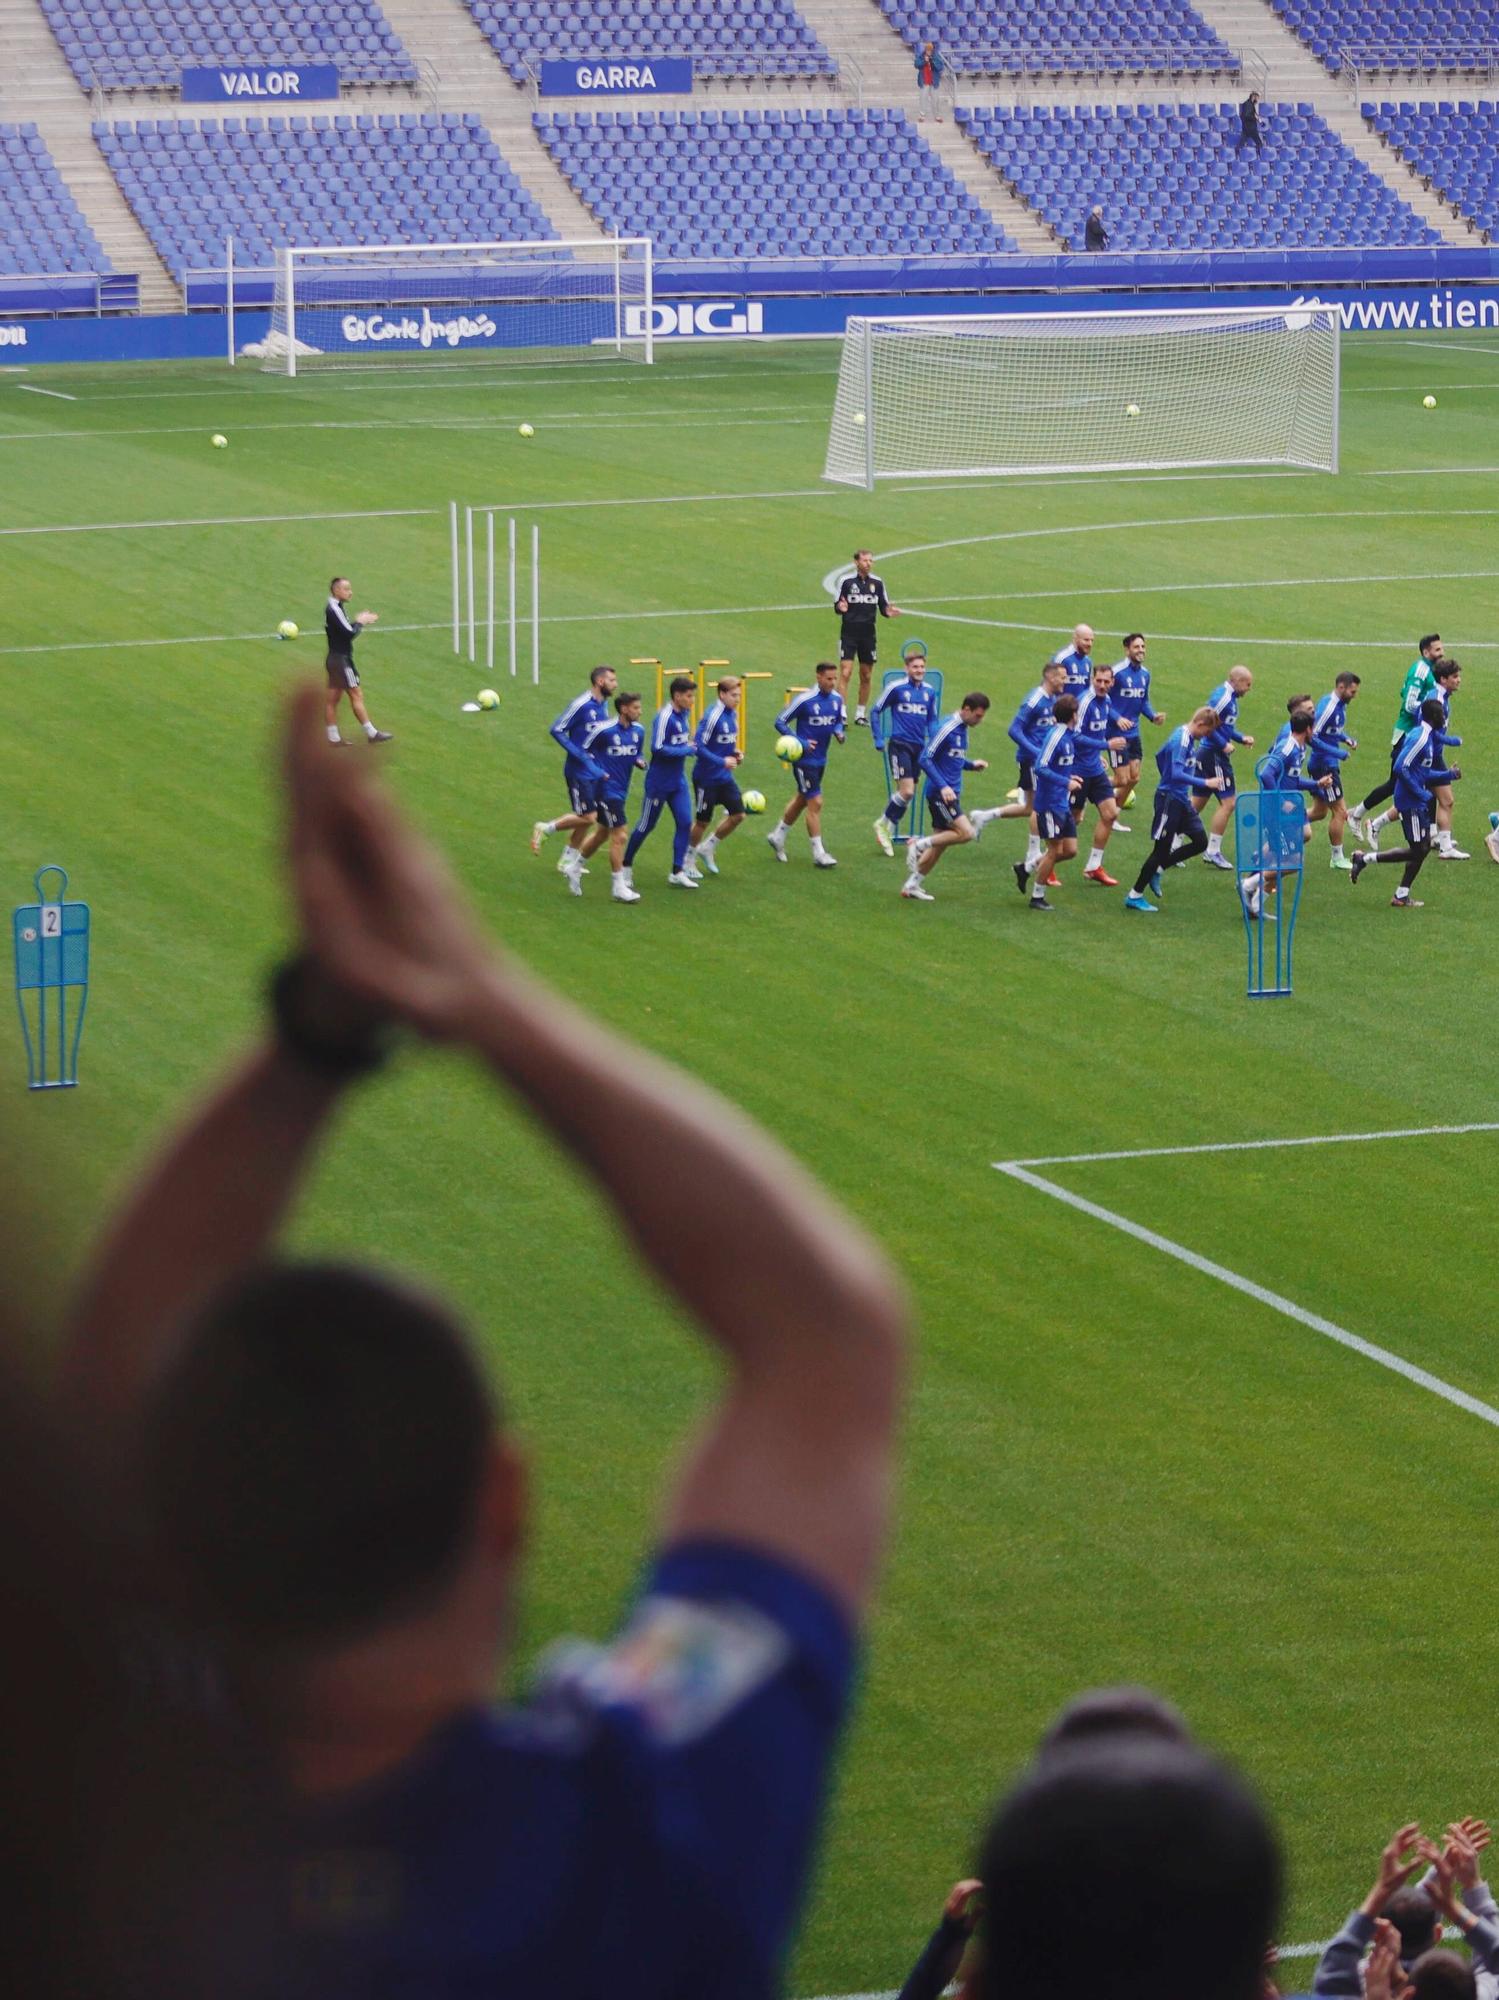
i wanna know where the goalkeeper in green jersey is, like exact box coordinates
[1348,635,1454,847]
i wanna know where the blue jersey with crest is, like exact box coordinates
[1031,723,1079,816]
[919,712,981,798]
[584,718,646,800]
[644,703,696,795]
[1258,734,1323,795]
[1309,693,1354,773]
[1110,661,1158,731]
[551,690,611,781]
[1155,726,1207,800]
[1050,645,1092,699]
[774,687,846,766]
[871,676,940,748]
[1008,684,1055,766]
[1393,720,1458,812]
[693,699,741,781]
[1073,685,1133,777]
[1204,681,1249,751]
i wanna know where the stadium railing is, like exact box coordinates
[941,44,1253,86]
[0,271,139,315]
[1339,42,1499,88]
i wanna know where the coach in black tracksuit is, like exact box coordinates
[1236,91,1264,155]
[323,574,393,746]
[832,548,900,724]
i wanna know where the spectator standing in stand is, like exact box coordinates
[1237,91,1265,155]
[1084,205,1110,250]
[915,40,945,119]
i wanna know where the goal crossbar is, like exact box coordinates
[823,304,1341,486]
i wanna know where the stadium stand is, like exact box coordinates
[874,0,1237,78]
[39,0,417,93]
[466,0,837,85]
[533,107,1014,258]
[1365,101,1499,236]
[1270,0,1499,78]
[956,102,1442,249]
[92,112,554,282]
[0,122,111,274]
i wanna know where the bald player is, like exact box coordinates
[1050,624,1095,701]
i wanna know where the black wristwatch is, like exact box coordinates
[268,955,392,1080]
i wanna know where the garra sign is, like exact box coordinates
[625,302,765,337]
[340,309,500,349]
[181,63,340,100]
[539,57,693,95]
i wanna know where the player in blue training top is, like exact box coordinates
[1191,665,1254,870]
[870,647,941,855]
[1010,693,1082,912]
[1350,697,1462,908]
[1363,658,1466,859]
[981,657,1068,877]
[1304,671,1360,872]
[532,663,617,885]
[768,662,846,868]
[1238,708,1340,919]
[899,692,991,900]
[1050,622,1095,699]
[68,695,909,2000]
[1108,634,1166,819]
[621,676,700,895]
[1124,706,1227,913]
[580,690,647,904]
[1071,660,1136,888]
[687,675,748,879]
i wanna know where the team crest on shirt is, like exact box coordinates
[543,1596,790,1747]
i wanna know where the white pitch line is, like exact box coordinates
[908,607,1499,650]
[0,405,816,443]
[993,1163,1499,1431]
[1006,1122,1499,1169]
[16,382,76,401]
[800,1943,1338,1996]
[0,504,435,539]
[907,567,1499,608]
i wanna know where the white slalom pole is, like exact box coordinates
[465,506,475,663]
[531,522,540,686]
[485,510,495,674]
[450,500,460,654]
[507,516,517,678]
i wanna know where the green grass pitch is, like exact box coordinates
[5,333,1499,1992]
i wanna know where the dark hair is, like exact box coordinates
[1385,1889,1440,1962]
[1420,697,1448,726]
[589,664,614,689]
[1410,1951,1477,2000]
[1290,711,1313,736]
[1287,693,1313,714]
[816,659,839,676]
[1419,633,1441,656]
[962,692,992,712]
[144,1262,495,1651]
[1335,672,1361,689]
[1038,1685,1193,1758]
[615,691,641,714]
[669,676,697,696]
[976,1736,1280,2000]
[328,576,347,591]
[1436,657,1461,681]
[1052,694,1078,723]
[1122,633,1145,649]
[855,548,872,559]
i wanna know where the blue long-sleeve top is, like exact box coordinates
[871,676,940,750]
[1393,721,1460,809]
[919,712,982,794]
[1257,736,1324,795]
[693,699,740,778]
[1109,660,1162,730]
[583,718,646,798]
[1309,692,1355,766]
[1009,683,1054,764]
[1204,680,1249,752]
[774,686,846,763]
[642,702,696,793]
[1031,722,1080,814]
[1155,724,1208,800]
[551,690,610,780]
[1073,685,1136,776]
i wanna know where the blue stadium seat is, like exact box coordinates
[1363,99,1499,231]
[36,0,419,90]
[1272,0,1497,78]
[0,121,111,274]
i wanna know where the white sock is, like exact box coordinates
[1372,809,1394,832]
[855,705,866,721]
[326,724,342,743]
[811,836,827,857]
[363,720,379,740]
[540,820,557,835]
[1086,847,1105,872]
[1024,834,1042,866]
[1331,840,1344,858]
[1206,833,1222,856]
[699,835,715,855]
[770,820,787,840]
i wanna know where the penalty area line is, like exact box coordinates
[992,1162,1499,1432]
[1005,1121,1499,1169]
[17,382,77,401]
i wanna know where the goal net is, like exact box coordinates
[823,305,1340,486]
[260,237,653,374]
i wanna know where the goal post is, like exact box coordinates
[259,237,654,374]
[823,305,1341,486]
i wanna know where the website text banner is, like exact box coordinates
[181,64,339,101]
[539,58,693,96]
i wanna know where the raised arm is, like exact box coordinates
[284,688,908,1615]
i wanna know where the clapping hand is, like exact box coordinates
[1365,1918,1415,2000]
[1362,1823,1423,1915]
[942,1879,983,1931]
[355,609,379,626]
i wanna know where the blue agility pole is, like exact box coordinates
[877,654,943,846]
[1235,790,1306,998]
[14,865,90,1088]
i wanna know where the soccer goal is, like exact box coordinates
[823,305,1340,486]
[261,237,654,375]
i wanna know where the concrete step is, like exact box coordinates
[920,115,1061,250]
